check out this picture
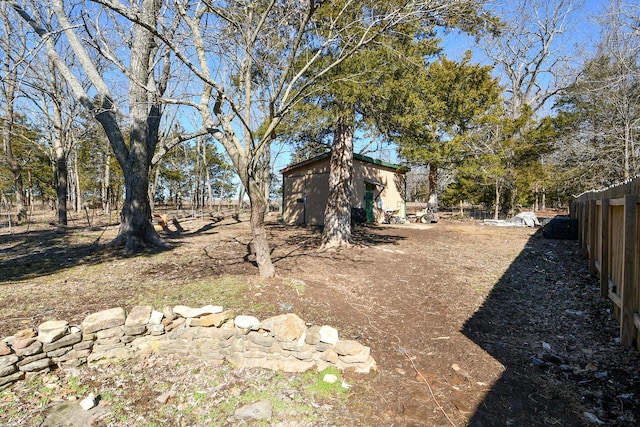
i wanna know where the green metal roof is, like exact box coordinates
[280,152,405,174]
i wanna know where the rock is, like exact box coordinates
[37,320,69,344]
[14,340,43,357]
[0,354,19,369]
[235,315,260,329]
[305,326,321,345]
[91,341,125,354]
[52,349,91,363]
[235,400,272,421]
[292,350,314,361]
[337,355,377,374]
[18,357,52,372]
[335,340,365,356]
[0,363,17,377]
[0,370,24,387]
[323,373,338,384]
[162,306,176,321]
[149,310,164,325]
[565,309,584,316]
[125,306,153,326]
[73,341,93,351]
[82,308,126,334]
[338,346,370,364]
[43,332,82,353]
[41,400,108,427]
[16,352,46,366]
[14,328,36,339]
[87,346,134,364]
[123,325,147,336]
[260,314,306,342]
[173,305,223,318]
[96,326,125,340]
[165,318,185,332]
[319,325,339,345]
[0,341,11,356]
[248,331,274,347]
[47,346,72,358]
[583,412,605,425]
[187,310,234,327]
[149,324,165,335]
[156,390,176,404]
[279,357,315,373]
[12,337,36,350]
[320,349,339,364]
[11,338,42,356]
[80,393,97,411]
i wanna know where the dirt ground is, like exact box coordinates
[1,211,640,426]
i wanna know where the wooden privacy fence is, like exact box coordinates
[571,177,640,350]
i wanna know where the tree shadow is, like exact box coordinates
[0,218,407,283]
[0,227,172,283]
[462,227,640,426]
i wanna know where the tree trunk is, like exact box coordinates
[73,149,82,212]
[114,155,165,251]
[262,144,271,215]
[107,0,165,251]
[494,180,501,220]
[195,137,201,209]
[322,112,354,248]
[247,179,275,277]
[51,82,68,226]
[428,162,438,205]
[1,94,26,223]
[102,148,111,215]
[205,162,213,209]
[149,164,160,212]
[0,8,26,224]
[55,152,68,226]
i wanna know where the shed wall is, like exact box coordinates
[282,158,405,225]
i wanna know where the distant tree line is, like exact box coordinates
[1,0,638,276]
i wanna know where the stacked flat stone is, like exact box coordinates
[0,304,375,390]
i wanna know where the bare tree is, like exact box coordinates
[482,0,583,119]
[0,3,28,223]
[597,0,640,180]
[7,0,176,249]
[553,0,640,186]
[22,51,87,226]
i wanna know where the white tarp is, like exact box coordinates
[483,211,540,227]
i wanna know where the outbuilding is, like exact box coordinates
[280,152,408,225]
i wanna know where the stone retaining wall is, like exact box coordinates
[0,305,375,390]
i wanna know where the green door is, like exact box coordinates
[365,183,374,222]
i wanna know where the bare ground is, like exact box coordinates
[1,212,639,426]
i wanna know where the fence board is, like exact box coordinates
[573,176,640,350]
[621,195,637,345]
[600,198,610,298]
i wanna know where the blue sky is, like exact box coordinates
[441,0,607,72]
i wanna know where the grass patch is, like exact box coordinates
[127,275,252,310]
[302,366,350,400]
[284,278,307,296]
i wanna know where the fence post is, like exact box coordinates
[580,201,588,257]
[600,199,610,299]
[589,200,597,276]
[620,194,637,346]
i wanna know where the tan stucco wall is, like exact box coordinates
[282,158,405,225]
